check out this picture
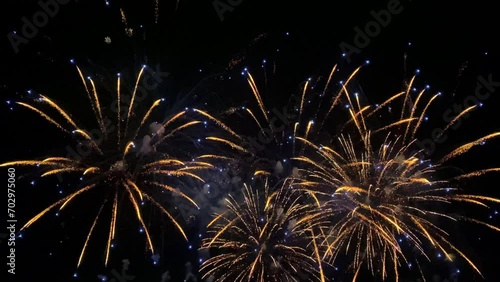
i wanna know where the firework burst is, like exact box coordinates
[0,63,222,268]
[200,179,326,282]
[290,65,500,281]
[214,64,365,181]
[206,68,307,181]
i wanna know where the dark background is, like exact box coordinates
[1,0,500,281]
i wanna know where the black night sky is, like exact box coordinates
[1,1,500,281]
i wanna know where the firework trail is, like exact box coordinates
[0,62,233,268]
[289,65,500,281]
[200,179,326,281]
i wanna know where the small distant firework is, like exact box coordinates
[0,63,214,267]
[115,0,179,29]
[200,179,326,281]
[290,65,500,280]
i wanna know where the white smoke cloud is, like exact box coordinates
[231,176,242,185]
[139,135,153,155]
[276,206,284,218]
[150,122,165,137]
[274,161,284,174]
[287,219,297,231]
